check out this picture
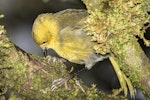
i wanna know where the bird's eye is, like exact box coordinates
[42,41,46,44]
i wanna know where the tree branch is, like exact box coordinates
[82,0,150,98]
[0,25,125,99]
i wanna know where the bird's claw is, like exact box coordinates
[51,76,70,91]
[47,55,66,63]
[51,67,87,92]
[51,77,86,93]
[51,78,64,91]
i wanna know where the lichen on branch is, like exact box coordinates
[83,0,150,54]
[82,0,150,98]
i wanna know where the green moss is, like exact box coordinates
[84,0,150,54]
[82,0,150,98]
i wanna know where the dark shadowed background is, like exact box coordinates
[0,0,149,99]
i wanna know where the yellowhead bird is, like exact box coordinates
[32,9,109,70]
[32,9,135,97]
[32,9,109,91]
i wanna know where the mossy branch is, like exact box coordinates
[0,26,126,99]
[1,0,150,99]
[82,0,150,99]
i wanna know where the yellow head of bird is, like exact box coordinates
[32,13,59,50]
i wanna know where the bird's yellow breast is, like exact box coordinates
[52,26,95,64]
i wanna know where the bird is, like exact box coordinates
[32,9,135,97]
[32,9,109,70]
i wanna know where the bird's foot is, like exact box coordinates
[46,55,66,63]
[51,67,87,92]
[51,77,85,93]
[51,75,71,91]
[51,67,74,91]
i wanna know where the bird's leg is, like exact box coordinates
[109,56,136,98]
[52,67,74,91]
[51,67,87,91]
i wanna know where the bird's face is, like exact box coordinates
[32,14,59,56]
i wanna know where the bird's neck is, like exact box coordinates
[51,33,62,51]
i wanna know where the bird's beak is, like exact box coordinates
[43,47,47,57]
